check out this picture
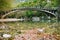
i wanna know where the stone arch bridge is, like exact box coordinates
[0,7,58,22]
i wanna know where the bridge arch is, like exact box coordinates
[2,8,56,19]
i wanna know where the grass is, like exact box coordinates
[5,22,56,29]
[3,22,58,32]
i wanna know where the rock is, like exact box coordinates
[3,34,11,38]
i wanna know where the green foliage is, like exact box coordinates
[17,0,59,9]
[17,0,45,8]
[25,10,33,18]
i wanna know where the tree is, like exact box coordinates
[0,0,15,18]
[17,0,46,8]
[0,0,14,11]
